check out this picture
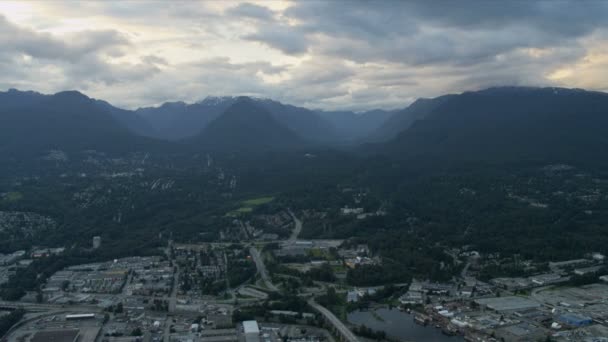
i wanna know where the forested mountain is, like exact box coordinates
[0,90,153,156]
[317,109,395,142]
[380,87,608,164]
[192,97,306,151]
[3,86,608,161]
[137,97,339,142]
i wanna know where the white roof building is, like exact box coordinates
[243,320,260,342]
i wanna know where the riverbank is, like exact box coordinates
[347,307,463,342]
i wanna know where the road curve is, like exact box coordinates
[287,209,302,244]
[249,247,279,292]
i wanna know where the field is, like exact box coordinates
[2,192,23,202]
[241,196,275,206]
[227,196,275,216]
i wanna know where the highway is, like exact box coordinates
[249,246,279,292]
[287,209,302,244]
[0,301,101,312]
[308,299,359,342]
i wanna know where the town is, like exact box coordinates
[1,205,607,342]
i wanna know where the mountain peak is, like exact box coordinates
[193,97,305,151]
[51,90,92,105]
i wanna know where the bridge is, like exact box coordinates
[308,299,360,342]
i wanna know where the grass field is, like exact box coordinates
[227,196,275,216]
[3,192,23,202]
[242,196,275,206]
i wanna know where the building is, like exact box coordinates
[66,313,95,320]
[243,320,260,342]
[31,329,80,342]
[346,291,359,303]
[530,273,564,286]
[93,236,101,249]
[574,265,602,276]
[549,259,588,270]
[558,313,593,327]
[475,296,540,313]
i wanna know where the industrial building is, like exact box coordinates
[475,296,540,313]
[31,329,80,342]
[243,320,260,342]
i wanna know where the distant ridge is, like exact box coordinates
[380,87,608,164]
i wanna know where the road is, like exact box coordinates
[308,299,359,342]
[0,301,101,312]
[168,267,180,313]
[287,209,302,244]
[249,247,279,292]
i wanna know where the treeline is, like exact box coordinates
[0,309,24,338]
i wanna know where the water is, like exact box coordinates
[347,308,464,342]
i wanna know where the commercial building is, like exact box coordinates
[93,236,101,249]
[558,313,593,327]
[574,266,602,276]
[243,320,260,342]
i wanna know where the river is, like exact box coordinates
[347,308,464,342]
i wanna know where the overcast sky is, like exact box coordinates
[1,0,607,111]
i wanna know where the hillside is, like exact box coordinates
[381,87,608,164]
[0,90,154,156]
[367,95,454,142]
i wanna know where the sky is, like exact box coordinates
[0,0,607,111]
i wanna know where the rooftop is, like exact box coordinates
[31,329,80,342]
[475,296,540,312]
[243,320,259,334]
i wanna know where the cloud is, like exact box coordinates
[226,3,275,21]
[0,1,607,111]
[244,24,310,55]
[0,15,129,61]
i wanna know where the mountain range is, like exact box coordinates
[1,86,608,164]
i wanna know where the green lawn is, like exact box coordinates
[242,196,275,206]
[227,196,275,216]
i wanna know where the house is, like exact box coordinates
[347,291,359,303]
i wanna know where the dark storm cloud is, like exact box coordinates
[247,1,608,66]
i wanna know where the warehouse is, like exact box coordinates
[475,296,540,313]
[31,329,80,342]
